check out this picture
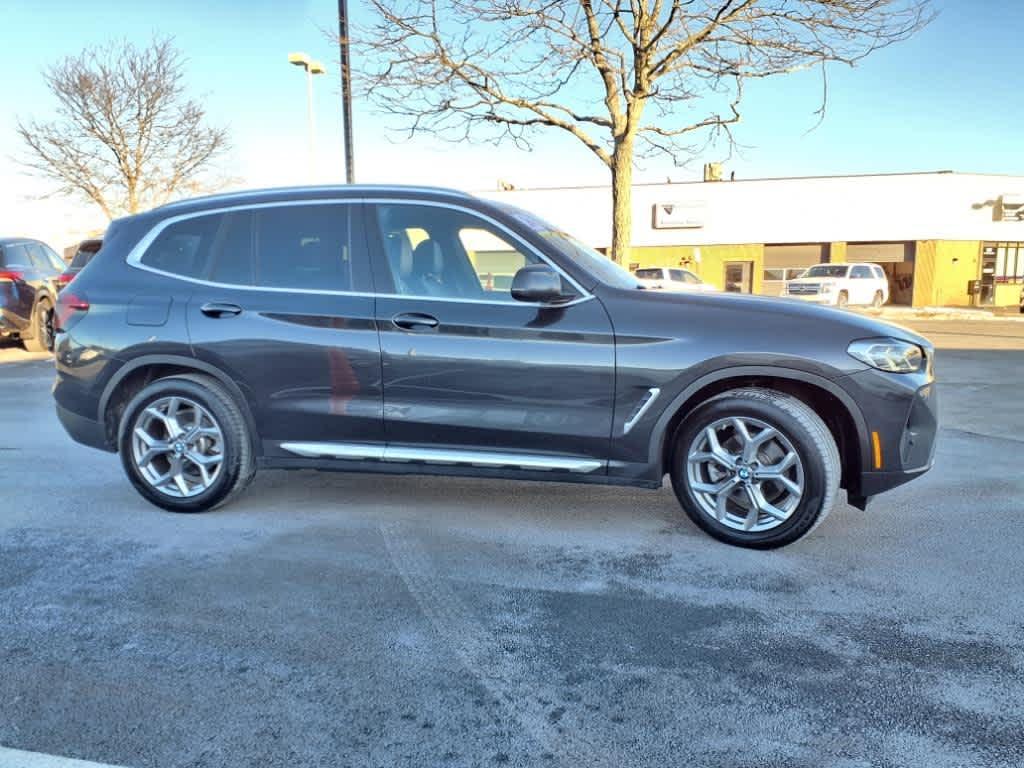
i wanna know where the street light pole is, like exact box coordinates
[288,52,326,182]
[338,0,355,184]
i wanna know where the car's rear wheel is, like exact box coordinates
[23,298,54,353]
[118,374,255,513]
[670,388,840,549]
[872,290,884,308]
[836,291,849,308]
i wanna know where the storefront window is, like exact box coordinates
[994,242,1023,283]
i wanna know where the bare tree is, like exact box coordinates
[357,0,933,262]
[17,38,229,219]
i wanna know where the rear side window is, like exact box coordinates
[2,244,28,268]
[851,265,872,279]
[139,204,353,291]
[254,205,351,291]
[24,243,50,270]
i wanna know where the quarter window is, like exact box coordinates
[140,213,221,279]
[374,203,548,301]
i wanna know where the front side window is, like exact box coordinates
[676,269,700,284]
[139,204,353,291]
[493,202,639,290]
[374,203,550,302]
[850,266,872,279]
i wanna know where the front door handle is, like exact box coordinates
[392,312,439,330]
[200,302,243,318]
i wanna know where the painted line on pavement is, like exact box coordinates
[0,747,132,768]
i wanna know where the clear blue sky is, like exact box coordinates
[1,0,1021,200]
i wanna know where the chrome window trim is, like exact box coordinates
[279,441,604,473]
[124,196,595,308]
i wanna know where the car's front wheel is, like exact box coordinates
[118,374,255,513]
[670,388,840,549]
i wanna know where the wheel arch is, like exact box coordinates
[651,366,868,492]
[98,354,258,453]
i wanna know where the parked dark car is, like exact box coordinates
[52,186,938,548]
[0,237,65,351]
[59,238,103,290]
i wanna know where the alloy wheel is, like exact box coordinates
[686,416,805,532]
[131,396,224,498]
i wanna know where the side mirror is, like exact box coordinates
[510,264,569,304]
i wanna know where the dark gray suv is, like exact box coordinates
[53,185,937,548]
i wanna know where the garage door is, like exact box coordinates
[762,244,829,296]
[848,242,915,305]
[847,242,914,263]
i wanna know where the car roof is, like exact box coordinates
[151,184,475,218]
[0,237,38,246]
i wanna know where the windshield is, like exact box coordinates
[803,264,848,278]
[494,203,640,289]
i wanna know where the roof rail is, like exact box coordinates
[155,184,473,212]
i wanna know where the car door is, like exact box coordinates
[136,200,383,453]
[365,199,616,471]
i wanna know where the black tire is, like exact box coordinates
[23,297,54,353]
[118,374,256,513]
[670,387,841,549]
[836,291,849,308]
[872,291,884,308]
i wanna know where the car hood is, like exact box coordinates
[623,286,930,347]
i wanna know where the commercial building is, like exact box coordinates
[482,171,1024,307]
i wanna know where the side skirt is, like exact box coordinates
[257,456,663,490]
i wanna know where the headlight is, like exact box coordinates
[820,283,834,293]
[848,338,924,373]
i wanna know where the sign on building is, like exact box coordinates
[652,201,706,229]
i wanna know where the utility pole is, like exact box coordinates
[338,0,355,183]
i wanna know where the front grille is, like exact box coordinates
[787,283,820,295]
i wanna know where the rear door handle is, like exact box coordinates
[200,302,243,318]
[392,312,439,330]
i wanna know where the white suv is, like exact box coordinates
[786,263,889,307]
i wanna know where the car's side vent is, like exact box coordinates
[623,387,661,435]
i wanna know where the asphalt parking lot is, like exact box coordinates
[1,320,1022,768]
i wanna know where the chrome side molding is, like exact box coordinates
[279,442,603,473]
[623,387,661,435]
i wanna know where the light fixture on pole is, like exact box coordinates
[288,52,326,181]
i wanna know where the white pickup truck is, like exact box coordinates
[785,263,889,307]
